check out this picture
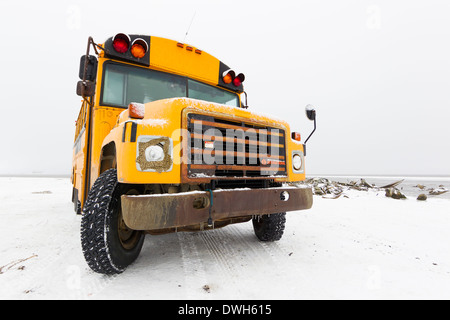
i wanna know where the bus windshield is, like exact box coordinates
[101,63,239,108]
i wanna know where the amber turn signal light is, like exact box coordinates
[291,132,301,141]
[222,70,235,84]
[131,38,148,59]
[129,102,145,119]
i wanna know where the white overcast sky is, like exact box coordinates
[0,0,449,177]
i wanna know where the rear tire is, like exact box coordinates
[80,169,145,275]
[252,213,286,242]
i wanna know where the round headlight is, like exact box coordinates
[145,145,165,162]
[292,154,302,171]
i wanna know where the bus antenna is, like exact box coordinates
[184,11,197,42]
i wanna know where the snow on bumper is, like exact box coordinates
[121,187,313,231]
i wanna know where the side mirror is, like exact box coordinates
[79,55,98,81]
[306,104,316,121]
[76,81,96,97]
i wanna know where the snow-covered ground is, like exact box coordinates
[0,177,449,300]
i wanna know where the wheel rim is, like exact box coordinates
[117,189,142,250]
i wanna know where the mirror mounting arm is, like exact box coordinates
[304,114,316,145]
[241,91,249,109]
[82,37,94,83]
[81,37,104,82]
[303,107,317,157]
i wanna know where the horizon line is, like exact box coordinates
[1,173,449,179]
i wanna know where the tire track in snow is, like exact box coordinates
[178,223,298,297]
[199,224,288,276]
[258,241,292,273]
[177,232,210,299]
[198,228,245,292]
[228,224,287,265]
[227,223,299,280]
[196,225,276,295]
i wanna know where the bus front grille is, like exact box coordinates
[185,113,287,180]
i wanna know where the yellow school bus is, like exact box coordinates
[73,33,316,274]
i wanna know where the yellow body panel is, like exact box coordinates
[72,99,92,207]
[89,106,124,185]
[149,37,220,86]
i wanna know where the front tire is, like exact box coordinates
[80,169,145,275]
[252,213,286,242]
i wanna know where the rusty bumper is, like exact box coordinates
[121,187,313,231]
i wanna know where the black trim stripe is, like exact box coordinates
[130,122,137,143]
[122,121,138,143]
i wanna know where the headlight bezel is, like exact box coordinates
[136,136,173,172]
[292,151,304,173]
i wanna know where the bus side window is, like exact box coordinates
[75,101,87,142]
[103,69,126,106]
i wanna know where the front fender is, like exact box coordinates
[104,102,183,185]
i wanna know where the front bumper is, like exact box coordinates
[121,186,313,231]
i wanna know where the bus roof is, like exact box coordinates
[101,34,244,93]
